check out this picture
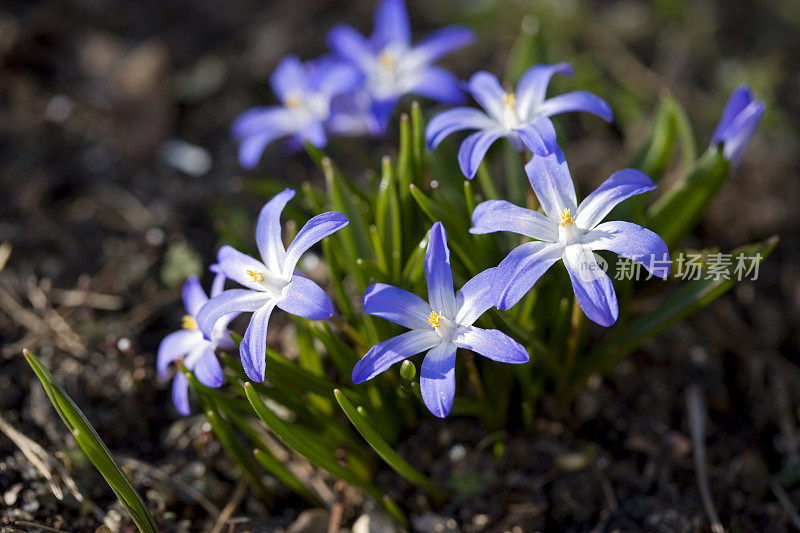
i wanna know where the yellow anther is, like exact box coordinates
[247,270,265,282]
[379,51,395,69]
[559,208,573,226]
[285,94,302,108]
[181,314,198,330]
[504,92,516,107]
[428,311,442,328]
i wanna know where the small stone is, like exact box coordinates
[3,483,22,506]
[160,138,212,177]
[412,512,460,533]
[352,512,401,533]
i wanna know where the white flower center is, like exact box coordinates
[429,311,459,343]
[556,208,582,246]
[501,92,521,129]
[246,269,290,296]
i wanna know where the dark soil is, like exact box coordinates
[1,1,799,532]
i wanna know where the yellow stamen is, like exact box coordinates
[428,311,442,328]
[379,51,395,69]
[247,270,265,282]
[504,92,516,107]
[181,314,198,330]
[559,208,573,226]
[285,94,302,108]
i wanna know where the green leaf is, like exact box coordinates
[647,147,730,248]
[24,350,158,533]
[334,389,444,500]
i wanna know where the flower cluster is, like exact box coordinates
[158,2,764,418]
[233,0,475,169]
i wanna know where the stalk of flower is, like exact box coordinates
[352,222,529,418]
[157,271,234,415]
[471,147,670,327]
[196,188,349,382]
[710,85,765,167]
[425,63,614,179]
[231,55,363,169]
[326,0,474,133]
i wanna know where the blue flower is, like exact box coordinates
[232,55,362,169]
[710,85,765,166]
[157,272,234,415]
[471,148,670,327]
[352,222,528,418]
[197,189,348,382]
[327,0,474,132]
[426,63,613,179]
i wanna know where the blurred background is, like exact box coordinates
[0,0,798,531]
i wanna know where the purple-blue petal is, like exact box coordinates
[362,283,432,330]
[196,289,271,339]
[240,302,276,382]
[470,199,558,241]
[420,342,457,418]
[515,116,559,156]
[495,241,563,310]
[238,129,287,170]
[452,326,529,364]
[283,211,349,275]
[574,168,655,229]
[373,0,411,48]
[537,91,614,123]
[466,71,506,120]
[457,128,505,179]
[327,25,374,69]
[193,347,225,388]
[716,99,765,166]
[172,372,191,416]
[425,222,456,316]
[524,146,577,219]
[277,275,334,321]
[711,85,754,146]
[454,268,497,327]
[515,62,574,116]
[181,275,208,317]
[585,221,671,279]
[563,245,618,327]
[217,246,269,291]
[157,329,203,378]
[425,107,495,150]
[256,189,294,268]
[270,55,309,102]
[352,329,440,384]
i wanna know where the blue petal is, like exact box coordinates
[363,283,432,329]
[308,57,363,97]
[425,222,456,317]
[231,107,292,140]
[373,0,411,48]
[466,71,506,120]
[240,302,276,382]
[457,128,505,179]
[711,85,754,145]
[452,326,529,363]
[412,26,475,63]
[277,275,334,321]
[283,211,349,275]
[238,129,287,170]
[420,342,457,418]
[454,268,497,326]
[425,107,495,150]
[327,25,374,69]
[193,346,225,388]
[585,221,671,278]
[181,275,208,317]
[256,189,294,268]
[197,289,271,339]
[514,117,559,156]
[574,168,656,229]
[172,372,191,416]
[495,241,563,310]
[270,55,309,102]
[370,97,398,134]
[718,100,765,166]
[515,62,574,117]
[537,91,614,123]
[411,66,465,105]
[209,265,227,299]
[470,199,558,241]
[217,246,270,290]
[563,245,618,327]
[299,120,328,148]
[157,329,203,378]
[524,147,577,219]
[352,329,440,383]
